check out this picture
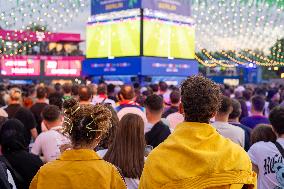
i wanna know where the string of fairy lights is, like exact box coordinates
[192,0,284,67]
[0,0,88,57]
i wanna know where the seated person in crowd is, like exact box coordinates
[248,107,284,189]
[229,99,252,151]
[162,90,180,118]
[31,105,70,163]
[139,75,256,189]
[30,99,126,189]
[241,95,270,129]
[212,96,245,148]
[144,94,171,148]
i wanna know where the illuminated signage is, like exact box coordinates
[45,60,81,76]
[1,58,40,76]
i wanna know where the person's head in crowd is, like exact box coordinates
[97,104,119,150]
[62,83,72,97]
[234,90,242,99]
[78,85,93,104]
[238,99,249,121]
[118,84,135,101]
[28,86,36,99]
[243,90,252,102]
[150,84,159,95]
[54,83,62,93]
[0,119,27,154]
[267,88,280,103]
[180,75,222,123]
[170,90,181,107]
[71,84,79,99]
[144,94,164,124]
[97,83,108,96]
[251,95,266,115]
[229,99,242,123]
[268,101,279,113]
[104,113,145,179]
[215,96,233,122]
[254,88,266,97]
[88,83,97,97]
[107,84,116,95]
[62,98,112,149]
[41,105,62,130]
[36,86,47,101]
[48,92,63,110]
[8,88,22,105]
[251,124,276,145]
[159,81,168,94]
[269,106,284,138]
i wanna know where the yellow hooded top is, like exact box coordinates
[29,149,126,189]
[139,122,257,189]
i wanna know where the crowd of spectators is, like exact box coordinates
[0,77,284,188]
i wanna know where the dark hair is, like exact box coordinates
[107,84,115,94]
[71,84,79,96]
[120,85,135,100]
[144,94,164,113]
[269,106,284,135]
[181,75,221,123]
[78,85,93,101]
[229,99,242,119]
[104,114,145,178]
[41,105,61,122]
[0,119,27,154]
[243,90,252,101]
[62,83,72,94]
[150,84,159,93]
[63,98,112,147]
[252,95,266,112]
[251,124,276,145]
[238,99,249,121]
[97,104,119,149]
[170,90,180,104]
[48,92,64,110]
[54,83,62,92]
[218,96,232,114]
[97,83,107,95]
[159,81,168,92]
[36,86,47,99]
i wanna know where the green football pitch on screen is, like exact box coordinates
[86,18,140,58]
[143,19,195,59]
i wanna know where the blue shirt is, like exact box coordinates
[240,116,270,129]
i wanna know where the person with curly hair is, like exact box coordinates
[30,98,126,189]
[139,75,257,189]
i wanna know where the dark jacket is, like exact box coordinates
[0,160,11,189]
[145,121,171,148]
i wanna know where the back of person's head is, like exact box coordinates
[36,86,47,99]
[218,96,233,115]
[0,119,27,154]
[238,99,249,120]
[71,84,79,97]
[104,113,145,178]
[269,106,284,136]
[97,83,107,95]
[62,83,72,94]
[150,84,159,93]
[54,83,62,92]
[170,90,181,105]
[107,84,115,95]
[243,90,252,101]
[181,75,221,123]
[144,94,164,114]
[229,99,242,120]
[78,85,93,102]
[41,105,61,123]
[63,98,112,147]
[97,104,119,149]
[120,85,135,100]
[159,81,168,92]
[251,95,266,113]
[9,88,22,102]
[251,124,276,145]
[48,92,63,109]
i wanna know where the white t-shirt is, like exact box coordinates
[92,96,116,108]
[125,178,139,189]
[248,139,284,189]
[166,112,184,131]
[31,126,70,163]
[211,121,245,148]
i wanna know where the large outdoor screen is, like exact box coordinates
[87,11,141,58]
[0,58,40,76]
[143,11,195,59]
